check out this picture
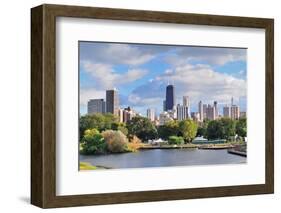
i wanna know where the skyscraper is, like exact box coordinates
[198,101,203,122]
[106,89,119,115]
[147,108,155,121]
[214,101,218,119]
[87,99,105,114]
[165,85,175,111]
[223,106,231,118]
[176,104,189,121]
[231,105,240,120]
[183,96,190,107]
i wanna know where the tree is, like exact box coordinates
[236,118,247,137]
[79,113,119,139]
[179,119,198,143]
[206,120,224,140]
[157,120,179,140]
[80,128,106,154]
[168,136,184,145]
[127,116,158,141]
[102,130,128,153]
[220,118,236,140]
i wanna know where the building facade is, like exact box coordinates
[198,101,203,122]
[165,85,175,111]
[176,104,189,121]
[87,99,105,114]
[106,89,119,115]
[147,108,155,121]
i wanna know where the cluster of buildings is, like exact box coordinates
[87,89,138,123]
[87,84,246,126]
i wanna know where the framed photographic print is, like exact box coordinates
[31,4,274,208]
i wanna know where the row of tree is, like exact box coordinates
[79,113,198,143]
[197,118,247,140]
[79,113,247,145]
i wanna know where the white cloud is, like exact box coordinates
[80,88,105,106]
[129,63,246,112]
[166,47,246,66]
[80,43,159,66]
[82,61,148,89]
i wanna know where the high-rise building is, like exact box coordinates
[240,111,246,118]
[206,104,216,120]
[203,104,207,120]
[159,112,173,126]
[183,96,190,107]
[87,99,105,114]
[198,101,203,122]
[163,100,166,111]
[147,108,155,121]
[191,112,200,122]
[183,96,190,117]
[118,108,124,123]
[231,105,240,120]
[165,85,175,111]
[106,89,119,115]
[123,106,136,123]
[214,101,218,118]
[176,104,189,121]
[223,106,231,118]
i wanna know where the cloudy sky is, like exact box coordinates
[79,41,247,116]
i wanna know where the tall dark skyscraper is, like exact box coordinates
[165,85,175,111]
[106,89,119,115]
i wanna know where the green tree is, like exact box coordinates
[127,116,158,141]
[80,128,107,154]
[102,130,128,153]
[79,113,119,139]
[168,136,184,145]
[157,120,179,140]
[179,119,198,143]
[236,118,247,137]
[220,118,236,140]
[206,120,224,140]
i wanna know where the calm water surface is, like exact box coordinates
[80,149,246,169]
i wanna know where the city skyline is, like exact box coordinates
[80,42,247,116]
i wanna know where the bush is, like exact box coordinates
[102,130,128,153]
[81,129,107,154]
[127,135,142,152]
[168,136,184,145]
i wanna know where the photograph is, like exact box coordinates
[78,41,247,170]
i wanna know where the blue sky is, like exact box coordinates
[79,42,247,116]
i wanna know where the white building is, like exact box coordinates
[147,108,155,121]
[176,104,189,121]
[159,112,173,125]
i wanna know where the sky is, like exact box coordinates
[79,41,247,116]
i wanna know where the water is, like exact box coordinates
[80,149,246,169]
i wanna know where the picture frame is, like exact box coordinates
[31,4,274,208]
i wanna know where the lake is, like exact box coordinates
[80,148,246,169]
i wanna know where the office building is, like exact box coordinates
[123,107,136,123]
[223,106,231,118]
[147,108,155,121]
[198,101,203,122]
[191,112,200,122]
[159,112,173,125]
[176,104,189,121]
[231,105,240,120]
[87,99,105,114]
[106,89,119,115]
[206,104,216,120]
[165,85,175,111]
